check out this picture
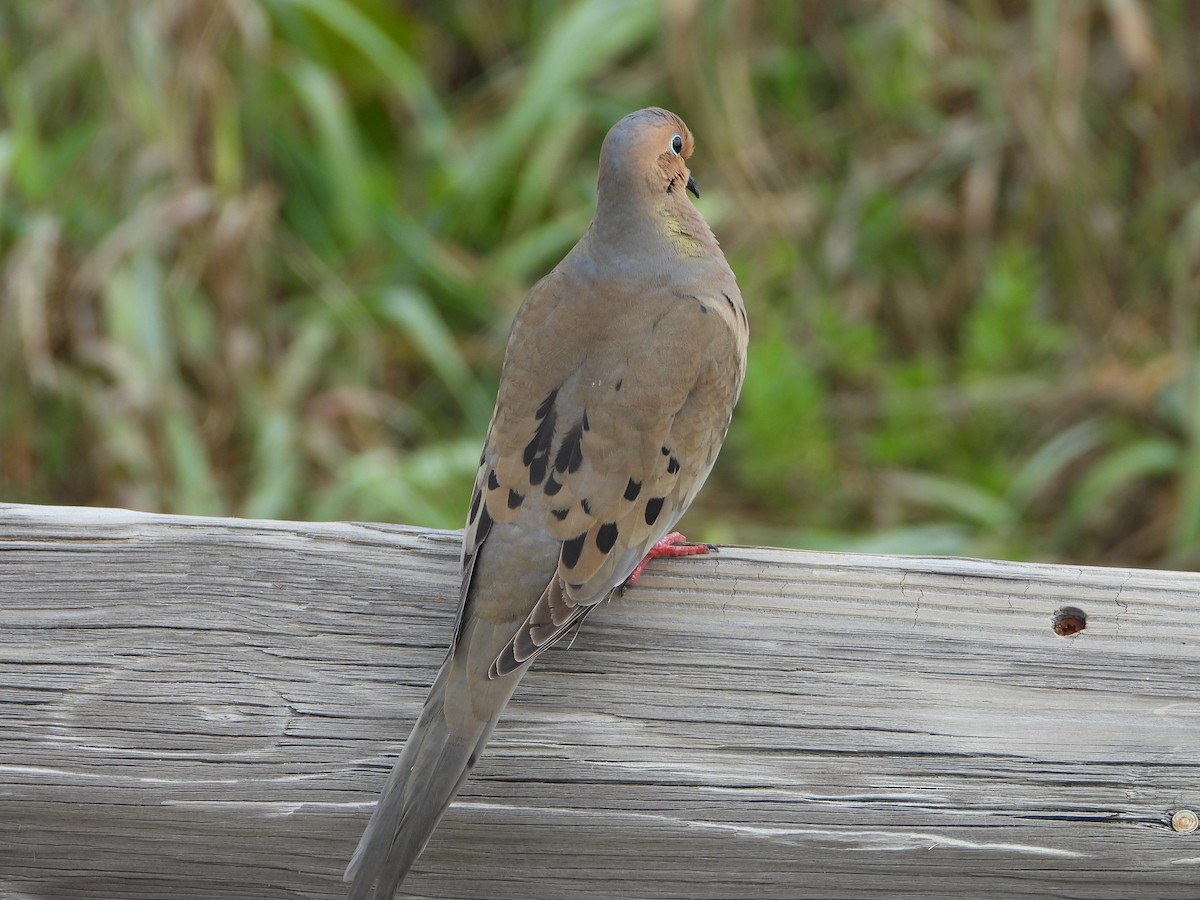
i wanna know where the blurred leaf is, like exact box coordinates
[490,207,592,284]
[1166,199,1200,559]
[811,523,976,557]
[313,439,478,526]
[1008,418,1109,510]
[1168,364,1200,561]
[503,107,588,233]
[868,359,943,467]
[289,59,371,242]
[103,251,173,381]
[454,0,661,222]
[0,132,15,227]
[1065,438,1180,537]
[211,74,245,195]
[163,409,222,516]
[275,315,338,407]
[725,331,837,512]
[963,242,1064,375]
[269,0,450,158]
[244,411,300,520]
[377,286,491,423]
[886,470,1014,531]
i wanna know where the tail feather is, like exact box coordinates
[345,666,498,900]
[347,518,550,896]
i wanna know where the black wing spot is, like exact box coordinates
[524,389,558,485]
[624,478,641,501]
[596,522,619,554]
[487,470,499,490]
[723,292,737,315]
[468,487,482,524]
[661,446,670,456]
[476,503,493,542]
[581,498,592,515]
[667,456,681,475]
[561,533,586,569]
[645,496,665,526]
[529,456,548,487]
[582,410,590,432]
[544,474,562,497]
[552,508,569,521]
[507,489,524,509]
[555,420,585,474]
[614,378,623,392]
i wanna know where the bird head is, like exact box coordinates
[598,107,701,201]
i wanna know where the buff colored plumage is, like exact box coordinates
[345,107,748,898]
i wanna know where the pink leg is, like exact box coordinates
[624,532,715,589]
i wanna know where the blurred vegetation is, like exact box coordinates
[2,0,1200,569]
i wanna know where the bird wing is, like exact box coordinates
[458,268,745,676]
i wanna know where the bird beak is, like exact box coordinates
[686,175,700,199]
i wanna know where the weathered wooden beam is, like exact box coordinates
[1,502,1199,899]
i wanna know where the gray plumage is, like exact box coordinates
[345,107,748,898]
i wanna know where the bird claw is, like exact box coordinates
[621,532,716,592]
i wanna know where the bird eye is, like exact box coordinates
[670,134,683,156]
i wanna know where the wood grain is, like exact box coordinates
[1,502,1199,899]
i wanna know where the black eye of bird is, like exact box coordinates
[671,134,683,156]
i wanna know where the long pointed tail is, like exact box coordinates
[344,665,501,900]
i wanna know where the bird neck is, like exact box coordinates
[588,181,718,263]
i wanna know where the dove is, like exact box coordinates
[345,106,748,899]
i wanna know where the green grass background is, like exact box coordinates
[3,0,1199,568]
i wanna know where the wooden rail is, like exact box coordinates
[1,502,1199,898]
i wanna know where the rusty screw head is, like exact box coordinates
[1052,606,1087,636]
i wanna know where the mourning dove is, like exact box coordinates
[345,107,748,898]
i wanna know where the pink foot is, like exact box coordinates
[624,532,715,589]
